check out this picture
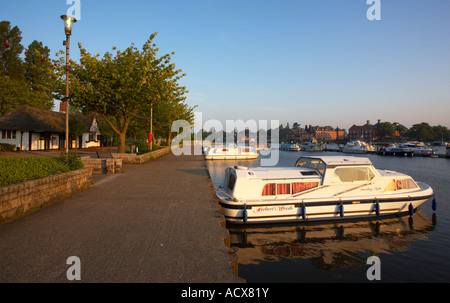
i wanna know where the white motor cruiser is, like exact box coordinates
[204,146,258,160]
[216,156,435,224]
[342,141,374,154]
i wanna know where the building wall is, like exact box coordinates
[1,129,101,151]
[349,124,377,141]
[81,132,101,149]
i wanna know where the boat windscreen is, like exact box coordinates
[296,158,326,175]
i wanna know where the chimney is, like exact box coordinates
[366,120,371,125]
[60,102,66,113]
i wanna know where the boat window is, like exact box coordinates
[333,167,375,182]
[301,171,318,176]
[262,183,276,196]
[296,158,326,175]
[296,158,308,167]
[292,182,319,194]
[228,174,236,191]
[277,183,291,195]
[385,179,418,191]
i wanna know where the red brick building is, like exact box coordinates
[310,126,345,140]
[348,120,377,141]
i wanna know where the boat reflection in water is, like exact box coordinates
[229,210,435,274]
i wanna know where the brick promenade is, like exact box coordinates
[0,148,243,283]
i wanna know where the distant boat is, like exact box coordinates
[204,146,258,160]
[300,141,322,152]
[280,143,301,151]
[323,143,340,152]
[377,144,414,157]
[342,140,373,154]
[399,142,433,157]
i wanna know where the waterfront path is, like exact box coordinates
[0,149,244,283]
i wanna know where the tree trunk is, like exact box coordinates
[167,128,172,147]
[117,132,127,153]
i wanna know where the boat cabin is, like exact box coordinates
[222,156,419,201]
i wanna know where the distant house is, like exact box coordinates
[0,105,100,151]
[309,125,345,141]
[348,120,378,142]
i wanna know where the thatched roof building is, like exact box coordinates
[0,105,100,151]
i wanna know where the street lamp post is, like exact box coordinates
[61,15,77,153]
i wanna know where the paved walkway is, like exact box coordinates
[0,150,243,283]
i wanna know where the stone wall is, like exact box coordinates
[80,157,122,174]
[112,147,170,164]
[0,168,93,223]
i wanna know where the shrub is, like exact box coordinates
[0,154,84,187]
[56,153,84,170]
[127,141,162,155]
[0,143,16,152]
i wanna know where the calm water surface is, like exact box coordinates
[206,151,450,282]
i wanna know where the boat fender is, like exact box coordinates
[243,204,248,224]
[302,203,306,220]
[432,197,437,212]
[408,202,414,217]
[339,200,344,218]
[375,199,380,216]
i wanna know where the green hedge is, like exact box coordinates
[0,143,16,152]
[0,154,84,187]
[127,141,162,155]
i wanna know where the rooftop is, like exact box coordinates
[303,156,373,166]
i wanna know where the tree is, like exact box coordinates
[406,123,434,142]
[57,33,189,153]
[376,122,395,139]
[1,21,26,116]
[1,21,57,116]
[432,125,450,141]
[69,117,86,155]
[0,21,24,79]
[23,40,56,110]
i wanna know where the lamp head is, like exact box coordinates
[60,15,77,35]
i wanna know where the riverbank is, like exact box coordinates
[0,148,243,282]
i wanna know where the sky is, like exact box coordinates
[1,0,449,131]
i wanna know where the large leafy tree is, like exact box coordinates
[1,21,56,116]
[0,21,24,79]
[58,33,189,153]
[376,122,395,139]
[1,21,26,116]
[406,122,435,142]
[23,40,56,110]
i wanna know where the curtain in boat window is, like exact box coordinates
[292,182,318,194]
[385,179,418,191]
[277,183,291,195]
[262,183,276,196]
[395,179,417,190]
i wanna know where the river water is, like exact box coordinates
[206,150,450,282]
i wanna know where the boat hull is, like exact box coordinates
[377,150,414,157]
[219,183,433,225]
[205,154,258,160]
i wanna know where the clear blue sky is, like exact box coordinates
[1,0,449,130]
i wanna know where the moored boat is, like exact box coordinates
[215,156,434,224]
[342,140,373,154]
[399,142,433,157]
[377,144,414,157]
[300,141,322,152]
[204,146,258,160]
